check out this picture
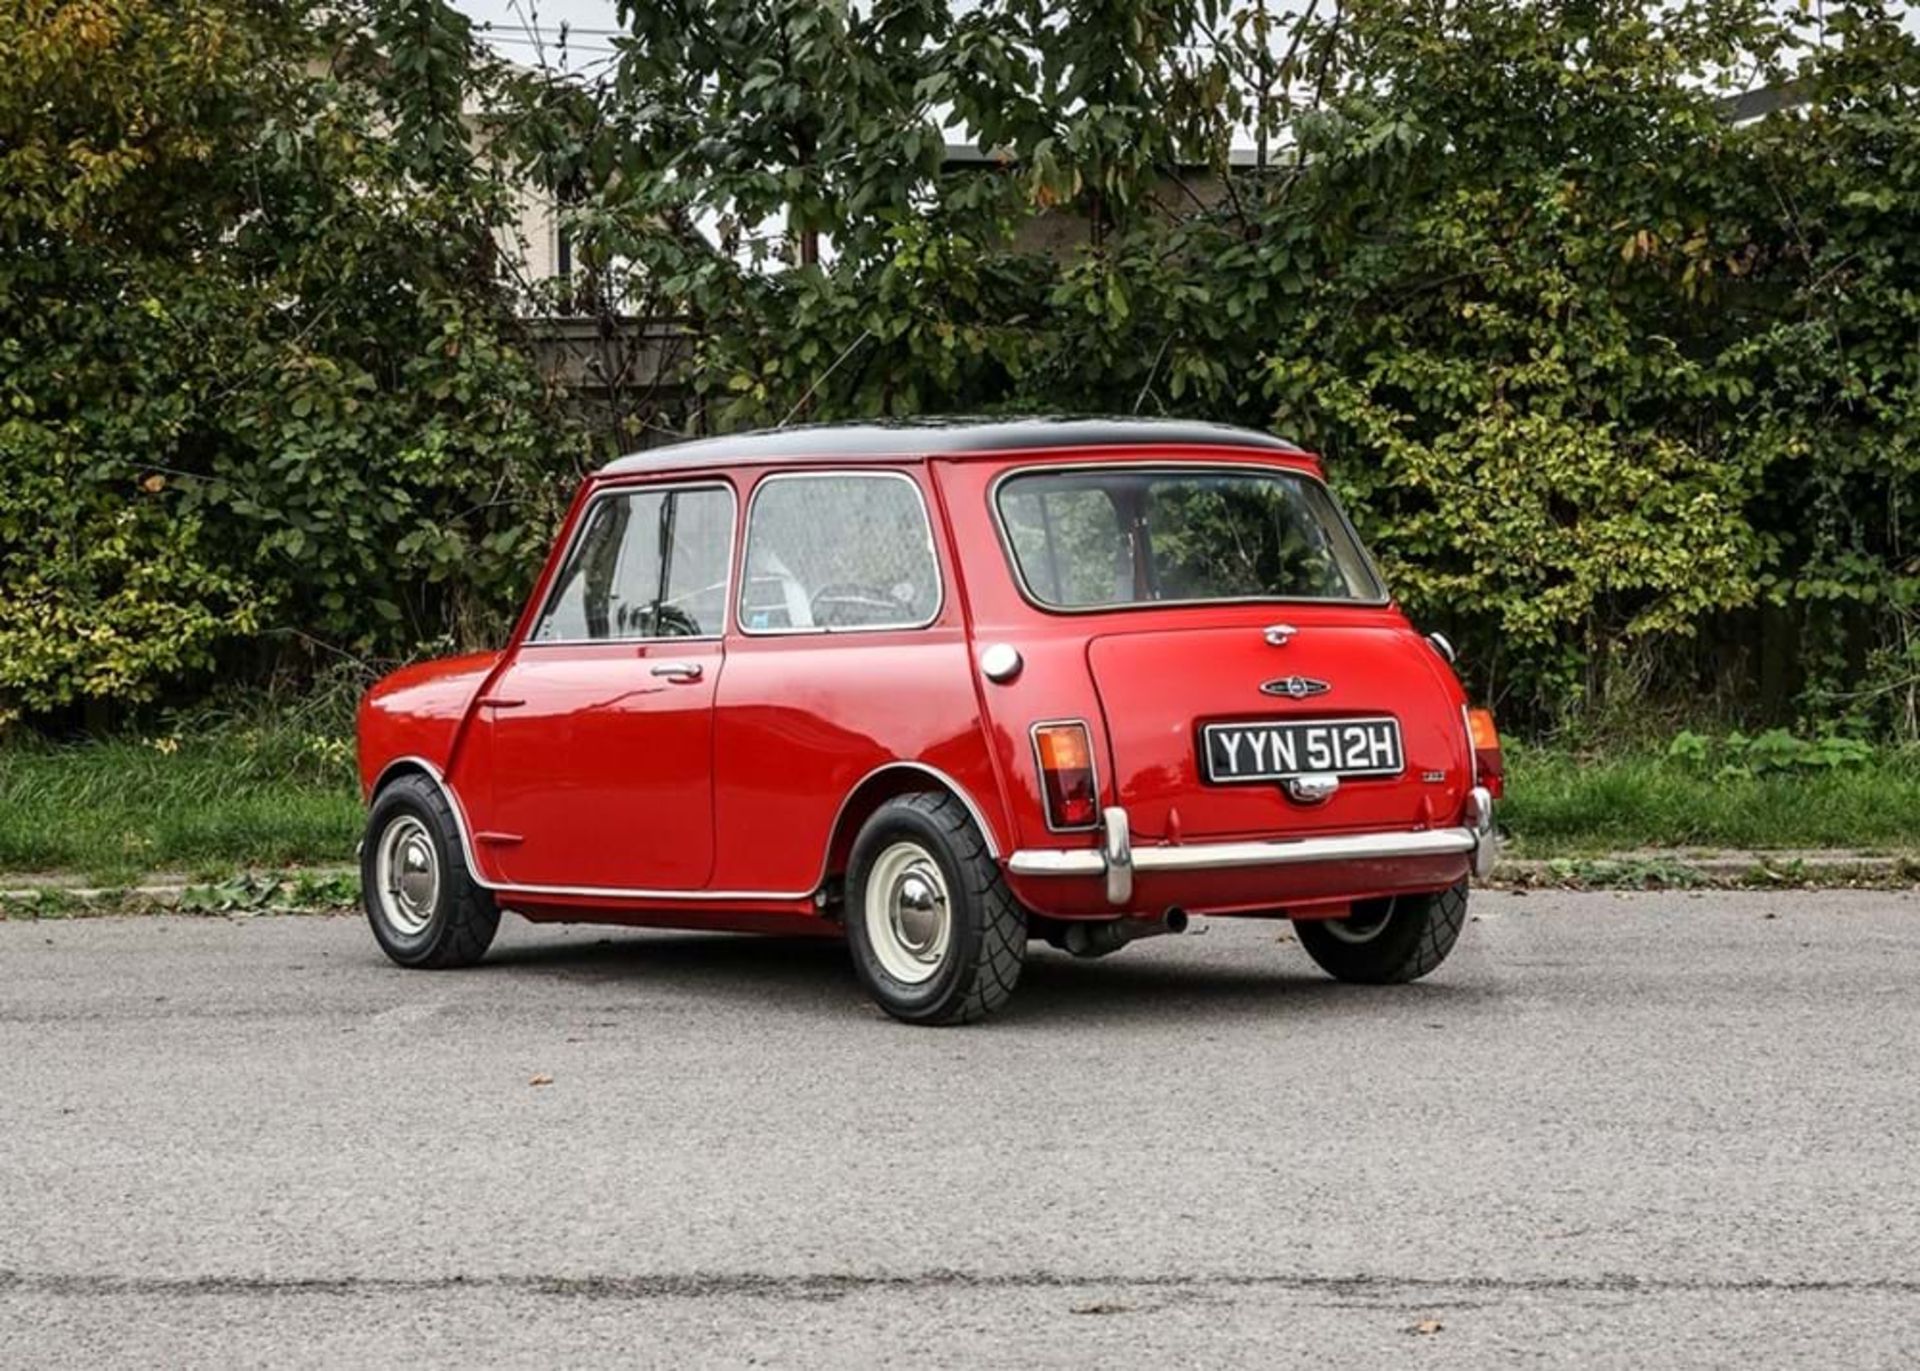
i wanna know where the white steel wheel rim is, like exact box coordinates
[375,815,440,938]
[1323,896,1396,945]
[864,841,953,985]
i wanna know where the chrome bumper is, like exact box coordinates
[1007,787,1500,906]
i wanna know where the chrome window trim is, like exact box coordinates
[524,479,738,647]
[1029,718,1103,834]
[987,459,1393,616]
[368,755,1003,902]
[736,468,945,637]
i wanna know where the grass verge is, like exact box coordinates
[1500,745,1920,857]
[0,730,1915,884]
[0,730,361,885]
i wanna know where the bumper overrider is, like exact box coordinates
[1008,786,1500,907]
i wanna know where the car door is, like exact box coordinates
[473,481,734,892]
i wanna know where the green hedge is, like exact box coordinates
[3,1,1918,741]
[0,1,580,725]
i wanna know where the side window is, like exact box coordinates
[656,487,732,637]
[533,486,733,642]
[739,473,940,632]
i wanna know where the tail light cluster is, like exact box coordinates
[1033,721,1099,830]
[1467,707,1504,799]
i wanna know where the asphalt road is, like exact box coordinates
[3,890,1917,1368]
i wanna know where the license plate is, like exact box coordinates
[1201,717,1404,784]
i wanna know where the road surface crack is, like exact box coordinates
[4,1269,1917,1302]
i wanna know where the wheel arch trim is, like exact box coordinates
[368,756,492,885]
[820,761,1005,868]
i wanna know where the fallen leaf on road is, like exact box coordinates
[1411,1319,1444,1336]
[1071,1301,1132,1316]
[529,1075,554,1087]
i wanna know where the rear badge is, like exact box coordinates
[1259,675,1331,700]
[1422,770,1447,783]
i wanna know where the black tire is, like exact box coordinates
[845,792,1025,1025]
[361,773,500,969]
[1294,881,1468,985]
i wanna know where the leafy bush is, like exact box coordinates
[0,0,582,724]
[1666,728,1878,778]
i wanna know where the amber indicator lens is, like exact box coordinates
[1468,707,1504,800]
[1034,722,1097,829]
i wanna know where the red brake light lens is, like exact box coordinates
[1467,708,1504,800]
[1034,722,1098,829]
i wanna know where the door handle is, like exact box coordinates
[477,696,526,709]
[649,661,704,683]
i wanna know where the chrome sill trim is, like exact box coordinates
[1008,826,1478,879]
[373,753,1004,905]
[489,881,818,903]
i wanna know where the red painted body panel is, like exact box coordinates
[708,627,1007,893]
[467,639,724,890]
[355,436,1485,934]
[1085,619,1468,840]
[356,651,501,798]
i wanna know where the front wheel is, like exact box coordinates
[845,792,1025,1025]
[1294,881,1468,984]
[362,774,500,969]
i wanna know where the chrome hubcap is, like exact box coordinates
[864,841,952,984]
[375,815,439,937]
[892,871,944,955]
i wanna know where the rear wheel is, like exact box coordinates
[362,774,500,969]
[1294,881,1467,984]
[845,792,1024,1025]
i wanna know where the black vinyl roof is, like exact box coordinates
[599,416,1306,476]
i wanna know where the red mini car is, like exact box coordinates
[358,418,1502,1023]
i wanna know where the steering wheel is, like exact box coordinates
[809,581,910,628]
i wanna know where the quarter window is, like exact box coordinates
[739,473,940,632]
[533,486,733,641]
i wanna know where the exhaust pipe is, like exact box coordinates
[1064,908,1190,959]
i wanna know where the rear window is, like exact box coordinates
[995,466,1384,609]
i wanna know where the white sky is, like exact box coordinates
[450,0,623,70]
[448,1,1911,91]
